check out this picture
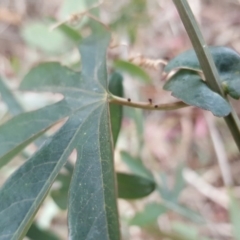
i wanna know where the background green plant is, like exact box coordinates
[0,0,240,240]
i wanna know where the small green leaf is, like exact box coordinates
[172,222,198,240]
[26,223,60,240]
[51,162,73,210]
[158,173,172,200]
[165,47,240,73]
[21,21,78,54]
[172,164,185,201]
[171,222,212,240]
[117,173,155,199]
[109,72,124,145]
[163,201,203,223]
[57,24,82,43]
[51,162,74,210]
[120,151,153,180]
[221,72,240,99]
[163,70,231,117]
[114,60,151,83]
[229,189,240,240]
[130,203,167,227]
[158,171,203,223]
[159,164,185,202]
[165,47,240,99]
[51,172,71,210]
[52,171,154,210]
[124,107,144,139]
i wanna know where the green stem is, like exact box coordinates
[109,94,188,111]
[172,0,240,152]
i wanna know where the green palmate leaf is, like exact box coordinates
[117,173,155,199]
[52,72,123,210]
[165,46,240,99]
[163,70,231,117]
[109,72,124,145]
[120,151,153,180]
[114,60,151,83]
[0,77,23,116]
[130,203,167,227]
[0,30,120,240]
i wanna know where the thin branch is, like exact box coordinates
[108,94,189,111]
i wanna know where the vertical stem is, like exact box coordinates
[205,113,233,187]
[224,113,240,152]
[172,0,240,153]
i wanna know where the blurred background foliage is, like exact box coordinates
[0,0,240,239]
